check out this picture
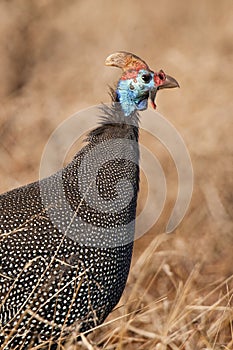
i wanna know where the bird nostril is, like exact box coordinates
[158,70,166,81]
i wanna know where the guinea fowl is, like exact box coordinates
[0,52,179,349]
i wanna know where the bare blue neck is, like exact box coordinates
[116,69,156,117]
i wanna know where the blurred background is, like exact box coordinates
[0,0,232,347]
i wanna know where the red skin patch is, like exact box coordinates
[154,70,166,87]
[121,70,140,80]
[151,100,157,109]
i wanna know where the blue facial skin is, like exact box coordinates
[116,69,157,117]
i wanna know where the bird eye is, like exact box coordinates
[141,73,152,83]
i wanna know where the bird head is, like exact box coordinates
[105,51,179,116]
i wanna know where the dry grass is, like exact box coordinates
[19,233,232,350]
[4,234,232,350]
[81,236,233,350]
[0,0,232,349]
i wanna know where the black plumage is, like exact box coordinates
[0,52,179,349]
[0,108,139,349]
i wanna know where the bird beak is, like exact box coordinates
[158,74,180,90]
[149,72,180,109]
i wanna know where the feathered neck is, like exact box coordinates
[98,98,140,127]
[85,89,140,144]
[95,86,140,127]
